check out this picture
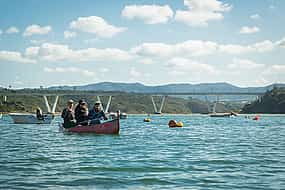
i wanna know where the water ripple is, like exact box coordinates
[0,114,285,189]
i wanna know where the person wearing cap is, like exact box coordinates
[61,99,76,128]
[88,101,107,124]
[76,101,89,125]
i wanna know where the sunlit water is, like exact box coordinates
[0,114,285,189]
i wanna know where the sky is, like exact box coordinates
[0,0,284,88]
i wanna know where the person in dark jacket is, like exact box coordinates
[36,107,44,120]
[61,99,76,128]
[88,101,107,124]
[76,101,89,125]
[75,99,84,121]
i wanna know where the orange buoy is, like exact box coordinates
[253,115,260,120]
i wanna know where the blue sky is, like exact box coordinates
[0,0,284,88]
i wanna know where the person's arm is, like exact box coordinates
[88,110,93,120]
[61,109,66,119]
[102,111,108,120]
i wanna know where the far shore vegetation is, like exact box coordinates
[0,87,284,114]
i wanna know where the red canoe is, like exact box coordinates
[61,119,120,134]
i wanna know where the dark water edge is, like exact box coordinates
[0,114,285,190]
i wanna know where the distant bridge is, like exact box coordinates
[0,90,265,114]
[142,92,264,96]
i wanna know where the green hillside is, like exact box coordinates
[0,90,242,114]
[241,87,285,114]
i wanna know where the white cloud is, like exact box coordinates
[167,57,217,75]
[6,26,20,34]
[219,40,274,54]
[26,43,133,62]
[219,44,252,54]
[276,38,285,48]
[250,14,260,20]
[252,40,275,52]
[0,51,36,64]
[99,68,109,73]
[138,58,155,64]
[64,30,76,39]
[0,29,2,35]
[131,40,218,58]
[44,67,95,77]
[23,25,52,37]
[264,65,285,74]
[272,65,285,72]
[229,58,264,69]
[240,26,260,34]
[25,46,40,57]
[175,0,232,27]
[131,39,275,59]
[121,5,173,24]
[70,16,126,38]
[129,67,142,77]
[262,65,285,83]
[30,39,46,45]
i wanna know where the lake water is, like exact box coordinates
[0,114,285,189]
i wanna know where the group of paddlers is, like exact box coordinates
[61,99,107,128]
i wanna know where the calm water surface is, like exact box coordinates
[0,114,285,189]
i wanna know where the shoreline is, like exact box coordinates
[2,112,285,116]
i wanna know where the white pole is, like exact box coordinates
[43,96,51,113]
[97,96,104,111]
[51,96,59,113]
[158,96,166,113]
[151,96,158,113]
[105,96,112,113]
[213,96,218,113]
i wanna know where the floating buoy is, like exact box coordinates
[144,118,151,122]
[176,121,183,127]
[253,115,260,121]
[168,120,183,128]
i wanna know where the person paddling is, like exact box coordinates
[88,101,107,124]
[61,99,76,128]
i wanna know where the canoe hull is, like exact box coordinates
[9,113,54,124]
[62,119,120,134]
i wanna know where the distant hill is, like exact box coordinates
[241,87,285,114]
[49,82,285,93]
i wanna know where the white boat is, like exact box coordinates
[209,112,238,118]
[109,112,127,119]
[9,113,55,124]
[8,95,59,124]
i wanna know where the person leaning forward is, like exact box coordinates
[61,99,76,128]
